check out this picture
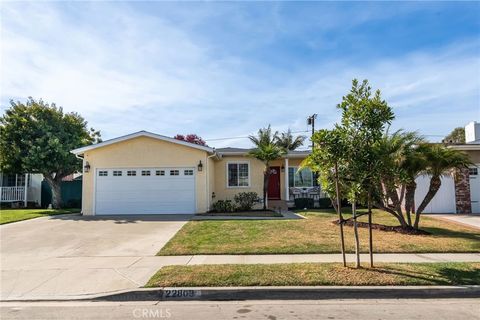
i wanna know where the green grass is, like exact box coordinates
[0,208,80,224]
[145,262,480,287]
[158,209,480,255]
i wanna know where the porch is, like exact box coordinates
[267,157,328,209]
[0,173,37,207]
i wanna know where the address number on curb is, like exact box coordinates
[162,289,201,299]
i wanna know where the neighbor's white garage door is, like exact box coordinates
[470,165,480,214]
[95,168,195,215]
[415,174,456,214]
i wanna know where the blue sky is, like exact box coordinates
[1,1,479,148]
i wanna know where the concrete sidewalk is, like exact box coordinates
[133,253,480,268]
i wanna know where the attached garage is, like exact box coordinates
[95,167,196,215]
[71,131,216,216]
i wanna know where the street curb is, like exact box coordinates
[97,286,480,301]
[4,286,478,302]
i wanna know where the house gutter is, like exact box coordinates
[206,149,218,212]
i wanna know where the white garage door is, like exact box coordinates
[95,168,195,215]
[470,166,480,214]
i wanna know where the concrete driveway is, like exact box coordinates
[425,214,480,230]
[1,214,190,300]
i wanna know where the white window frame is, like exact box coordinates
[141,170,151,176]
[127,170,136,176]
[226,161,251,188]
[170,170,179,176]
[184,169,194,176]
[288,166,314,188]
[99,170,108,177]
[156,170,165,176]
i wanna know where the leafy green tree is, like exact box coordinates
[248,125,286,210]
[304,128,348,266]
[336,79,394,268]
[443,127,465,144]
[275,129,306,151]
[0,98,100,208]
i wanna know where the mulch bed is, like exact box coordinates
[332,219,430,235]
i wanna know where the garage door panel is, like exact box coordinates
[95,168,196,215]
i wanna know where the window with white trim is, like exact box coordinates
[469,167,478,176]
[156,170,165,176]
[127,170,136,176]
[228,162,249,187]
[99,170,108,176]
[288,167,314,187]
[113,170,122,176]
[141,170,151,176]
[184,169,194,176]
[170,170,179,176]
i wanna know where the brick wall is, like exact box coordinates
[454,168,471,214]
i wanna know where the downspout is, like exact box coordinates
[206,149,217,212]
[75,153,84,214]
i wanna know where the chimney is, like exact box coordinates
[465,121,480,144]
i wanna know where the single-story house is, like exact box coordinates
[71,131,320,215]
[0,172,43,207]
[414,121,480,214]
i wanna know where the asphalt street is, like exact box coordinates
[1,299,479,320]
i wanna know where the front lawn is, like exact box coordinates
[0,208,79,224]
[145,262,480,287]
[158,209,480,255]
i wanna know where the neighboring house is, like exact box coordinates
[71,131,322,215]
[414,121,480,214]
[0,173,43,207]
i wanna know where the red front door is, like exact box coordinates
[268,166,281,200]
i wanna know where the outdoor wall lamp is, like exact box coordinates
[84,161,91,173]
[281,165,285,172]
[197,160,203,172]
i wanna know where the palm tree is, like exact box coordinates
[248,125,286,210]
[414,144,471,228]
[275,129,306,151]
[375,130,425,228]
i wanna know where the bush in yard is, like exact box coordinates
[211,200,236,213]
[234,192,260,211]
[318,197,333,209]
[294,198,314,209]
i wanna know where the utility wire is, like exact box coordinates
[204,130,310,141]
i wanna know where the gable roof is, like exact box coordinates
[71,131,215,155]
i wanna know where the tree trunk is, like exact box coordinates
[367,190,373,268]
[404,180,416,228]
[263,171,269,210]
[44,175,62,209]
[352,200,361,268]
[334,163,346,267]
[414,176,442,229]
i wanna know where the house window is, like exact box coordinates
[170,170,179,176]
[469,167,478,176]
[113,170,122,176]
[156,170,165,176]
[184,169,194,176]
[99,171,108,176]
[141,170,151,176]
[228,163,249,187]
[127,170,136,176]
[288,167,314,187]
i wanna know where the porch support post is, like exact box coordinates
[284,158,289,201]
[23,173,28,207]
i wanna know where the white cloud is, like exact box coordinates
[1,2,479,148]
